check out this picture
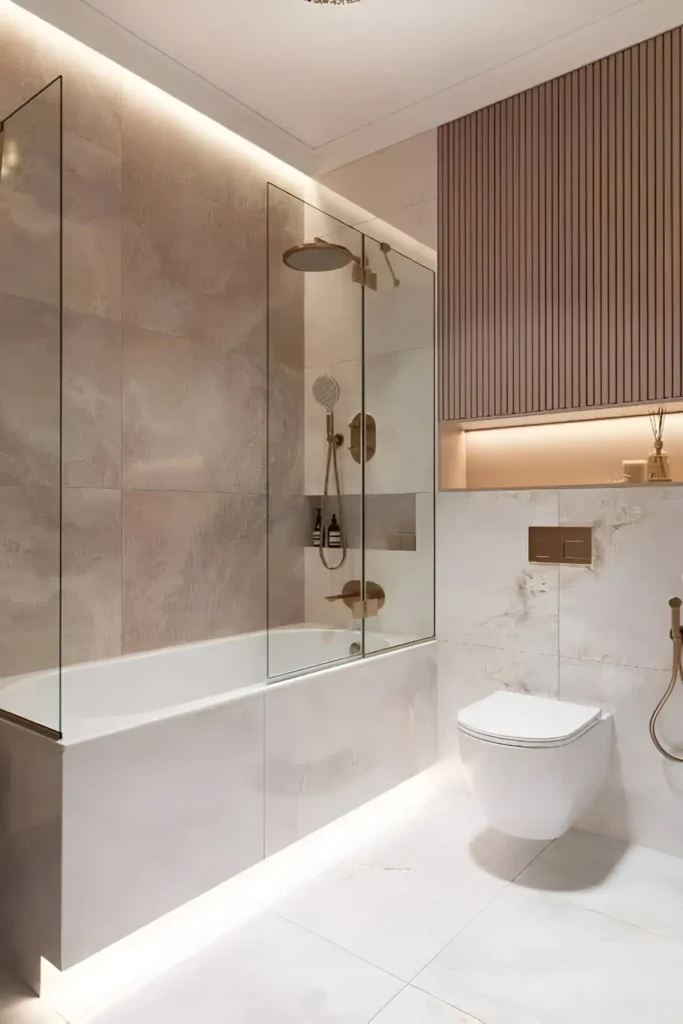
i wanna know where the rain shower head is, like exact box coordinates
[283,238,356,273]
[312,375,340,412]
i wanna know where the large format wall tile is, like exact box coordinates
[62,131,121,320]
[61,691,265,965]
[0,294,59,487]
[122,160,265,355]
[62,489,122,665]
[438,640,559,755]
[559,487,683,670]
[123,326,266,493]
[560,657,683,859]
[0,486,59,679]
[122,491,267,653]
[0,81,61,308]
[264,642,437,855]
[436,490,559,655]
[63,311,121,489]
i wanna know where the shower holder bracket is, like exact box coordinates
[352,262,378,291]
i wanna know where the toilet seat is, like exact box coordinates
[457,691,602,749]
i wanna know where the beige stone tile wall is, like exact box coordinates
[0,12,305,676]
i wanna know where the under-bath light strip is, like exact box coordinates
[40,763,449,1023]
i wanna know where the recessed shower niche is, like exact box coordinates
[267,184,436,677]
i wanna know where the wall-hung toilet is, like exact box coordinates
[458,691,612,840]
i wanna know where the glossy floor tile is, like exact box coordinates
[90,914,402,1024]
[276,777,547,979]
[8,773,683,1024]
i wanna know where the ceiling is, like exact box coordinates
[20,0,683,174]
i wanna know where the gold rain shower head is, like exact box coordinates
[303,0,360,5]
[282,238,357,273]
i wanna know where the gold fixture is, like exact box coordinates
[326,580,386,619]
[349,412,376,464]
[528,527,593,565]
[304,0,360,5]
[312,375,347,570]
[379,242,400,288]
[349,641,362,656]
[650,598,683,762]
[282,237,400,292]
[352,257,377,291]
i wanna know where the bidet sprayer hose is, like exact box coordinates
[649,598,683,763]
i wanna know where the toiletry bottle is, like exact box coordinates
[328,514,341,548]
[313,508,322,547]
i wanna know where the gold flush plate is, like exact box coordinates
[529,526,593,565]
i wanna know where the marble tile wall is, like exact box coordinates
[437,485,683,858]
[0,13,306,679]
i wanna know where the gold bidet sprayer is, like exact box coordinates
[649,597,683,762]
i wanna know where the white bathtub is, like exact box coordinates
[0,632,437,986]
[0,627,419,741]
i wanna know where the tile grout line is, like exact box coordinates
[274,913,408,986]
[406,837,555,992]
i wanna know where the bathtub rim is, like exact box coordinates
[0,633,436,747]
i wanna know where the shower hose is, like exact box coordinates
[649,597,683,763]
[319,416,347,571]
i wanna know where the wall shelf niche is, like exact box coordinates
[440,402,683,492]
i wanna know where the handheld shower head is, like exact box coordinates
[312,375,340,413]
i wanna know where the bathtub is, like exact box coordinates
[0,626,422,741]
[0,633,437,988]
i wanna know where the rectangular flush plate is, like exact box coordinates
[529,526,593,565]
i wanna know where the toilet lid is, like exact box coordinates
[457,691,602,747]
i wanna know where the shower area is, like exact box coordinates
[267,183,436,680]
[0,74,436,990]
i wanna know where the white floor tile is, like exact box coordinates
[91,914,401,1024]
[414,885,683,1024]
[0,970,62,1024]
[277,777,548,980]
[372,986,482,1023]
[516,828,683,942]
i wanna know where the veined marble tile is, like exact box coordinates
[415,884,683,1024]
[559,487,683,670]
[265,642,437,856]
[63,311,122,488]
[62,130,121,320]
[0,82,61,308]
[438,641,559,756]
[0,294,60,487]
[62,488,122,665]
[61,691,265,965]
[277,774,546,980]
[365,347,435,496]
[122,159,265,352]
[373,987,481,1024]
[0,486,59,680]
[88,914,401,1024]
[122,491,266,653]
[123,326,266,493]
[560,657,683,858]
[517,828,683,945]
[436,490,559,655]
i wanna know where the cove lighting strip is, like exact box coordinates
[40,763,450,1022]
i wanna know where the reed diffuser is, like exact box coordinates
[647,407,672,482]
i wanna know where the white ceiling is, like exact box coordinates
[15,0,683,174]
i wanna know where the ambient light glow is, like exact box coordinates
[40,764,448,1022]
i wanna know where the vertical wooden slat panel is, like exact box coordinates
[663,29,671,399]
[639,42,649,404]
[673,29,682,397]
[437,25,683,420]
